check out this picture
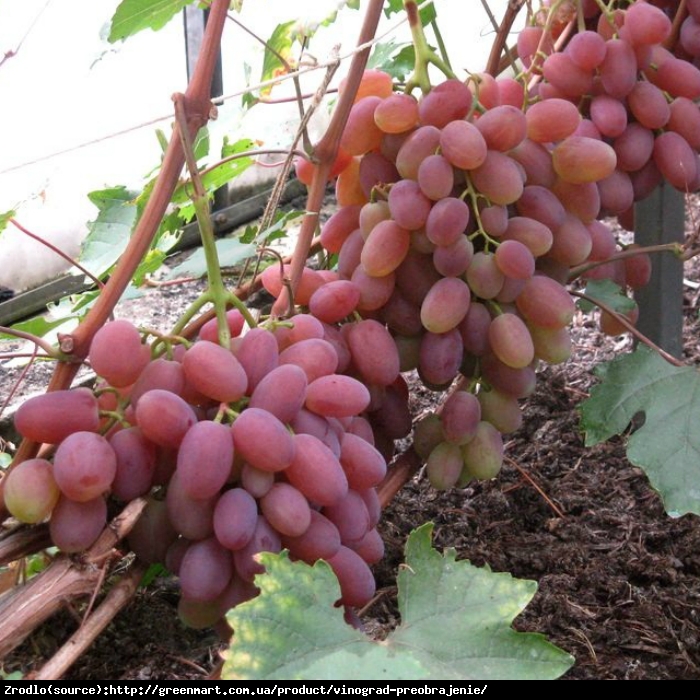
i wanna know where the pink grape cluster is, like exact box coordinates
[5,315,394,626]
[311,55,655,488]
[520,0,700,208]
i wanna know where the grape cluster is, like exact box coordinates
[5,315,393,626]
[523,1,700,206]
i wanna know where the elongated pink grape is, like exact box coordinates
[233,328,278,393]
[166,470,216,540]
[213,487,258,551]
[419,329,463,389]
[441,390,481,445]
[249,363,308,422]
[109,427,156,501]
[127,497,178,565]
[182,340,248,402]
[89,320,150,388]
[320,205,362,253]
[180,537,233,602]
[339,432,387,490]
[418,79,472,128]
[281,510,341,564]
[440,120,488,170]
[260,482,311,538]
[420,277,471,334]
[477,388,523,434]
[427,442,463,490]
[176,420,234,500]
[14,389,99,445]
[53,432,117,502]
[3,458,60,524]
[345,319,400,387]
[322,489,370,545]
[488,314,535,369]
[130,358,185,407]
[475,105,527,152]
[231,407,296,472]
[233,515,282,582]
[552,137,617,184]
[50,496,107,553]
[135,389,198,448]
[308,280,361,323]
[361,220,411,277]
[286,433,348,507]
[526,98,581,143]
[461,422,504,480]
[305,375,370,418]
[515,276,575,329]
[326,546,376,608]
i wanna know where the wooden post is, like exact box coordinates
[633,183,685,359]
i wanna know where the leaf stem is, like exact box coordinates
[570,290,684,368]
[174,93,233,347]
[568,242,684,281]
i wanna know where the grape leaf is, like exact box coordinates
[369,40,415,81]
[165,238,255,279]
[0,209,16,236]
[580,346,700,517]
[577,279,636,314]
[109,0,192,43]
[384,0,437,25]
[222,524,573,680]
[260,22,296,95]
[0,314,79,343]
[81,187,139,280]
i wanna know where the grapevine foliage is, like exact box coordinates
[221,524,574,680]
[581,347,700,517]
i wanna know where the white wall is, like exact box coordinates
[0,0,522,290]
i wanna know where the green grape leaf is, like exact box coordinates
[132,249,166,286]
[0,209,16,236]
[81,187,139,280]
[109,0,192,43]
[384,0,436,25]
[0,314,78,342]
[173,138,255,221]
[580,346,700,517]
[368,40,415,81]
[577,279,636,314]
[260,21,296,94]
[222,524,573,681]
[239,210,303,246]
[192,127,210,162]
[165,238,255,279]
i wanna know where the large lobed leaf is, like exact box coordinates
[580,346,700,517]
[109,0,193,43]
[222,524,573,680]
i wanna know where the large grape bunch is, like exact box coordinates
[5,314,392,627]
[283,0,700,488]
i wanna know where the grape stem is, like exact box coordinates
[174,93,236,348]
[483,0,525,77]
[568,242,686,281]
[571,290,685,368]
[404,0,456,95]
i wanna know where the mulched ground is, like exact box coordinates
[3,204,700,681]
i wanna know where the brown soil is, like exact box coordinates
[2,205,700,681]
